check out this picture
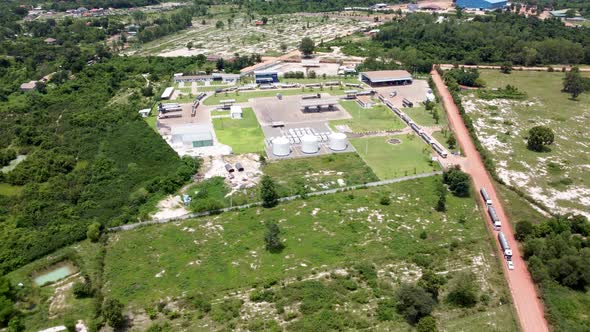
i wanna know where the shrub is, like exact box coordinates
[102,298,125,328]
[379,196,391,205]
[446,272,478,308]
[394,284,435,324]
[72,280,93,298]
[416,316,438,332]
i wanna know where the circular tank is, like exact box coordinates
[328,133,348,151]
[301,135,319,154]
[272,137,290,156]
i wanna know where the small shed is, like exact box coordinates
[138,108,151,117]
[356,95,373,109]
[230,106,243,119]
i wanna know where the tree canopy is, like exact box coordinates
[527,126,555,152]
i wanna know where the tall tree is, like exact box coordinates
[299,37,315,58]
[563,67,585,99]
[264,222,284,253]
[260,175,279,208]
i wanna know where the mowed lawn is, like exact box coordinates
[330,101,405,132]
[351,134,439,180]
[403,105,449,127]
[104,176,517,331]
[212,108,265,154]
[203,88,346,106]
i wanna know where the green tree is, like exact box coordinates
[299,37,315,57]
[87,222,101,242]
[418,270,446,300]
[261,17,268,24]
[7,317,24,332]
[563,67,585,99]
[515,220,535,241]
[394,284,435,324]
[64,318,76,332]
[446,133,456,150]
[435,179,446,212]
[187,41,193,50]
[527,255,549,283]
[215,20,224,29]
[446,272,478,307]
[442,167,470,197]
[527,126,554,152]
[264,222,284,253]
[280,43,288,53]
[260,175,279,208]
[0,296,15,327]
[103,298,125,328]
[500,62,512,74]
[416,316,438,332]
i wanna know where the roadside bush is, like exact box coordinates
[442,166,471,197]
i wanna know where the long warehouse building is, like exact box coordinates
[359,70,413,87]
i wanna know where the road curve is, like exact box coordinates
[431,69,549,332]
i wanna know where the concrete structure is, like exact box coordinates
[301,135,319,154]
[161,87,174,100]
[328,133,348,151]
[254,70,279,84]
[173,73,241,84]
[359,70,413,87]
[356,95,373,109]
[138,108,151,118]
[20,81,37,92]
[171,124,213,148]
[230,106,243,119]
[456,0,507,10]
[272,137,291,156]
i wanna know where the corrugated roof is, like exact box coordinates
[361,70,412,82]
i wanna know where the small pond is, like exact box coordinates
[33,262,76,286]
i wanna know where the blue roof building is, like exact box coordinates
[456,0,507,10]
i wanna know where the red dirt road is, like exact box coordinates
[431,69,549,332]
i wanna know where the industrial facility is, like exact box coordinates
[359,70,413,87]
[254,70,279,84]
[170,124,214,148]
[161,87,174,100]
[455,0,507,10]
[267,128,353,159]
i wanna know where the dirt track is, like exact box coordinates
[431,69,549,332]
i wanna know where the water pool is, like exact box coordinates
[33,263,76,286]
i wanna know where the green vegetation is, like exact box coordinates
[103,176,517,330]
[330,101,405,132]
[432,130,460,155]
[213,108,265,154]
[403,106,448,127]
[351,134,439,180]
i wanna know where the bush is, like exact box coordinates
[416,316,438,332]
[527,126,554,152]
[442,167,470,197]
[264,222,285,253]
[211,299,243,322]
[73,280,93,298]
[515,220,534,241]
[102,298,125,328]
[394,284,435,324]
[86,222,101,242]
[379,196,391,205]
[260,175,279,208]
[446,272,478,307]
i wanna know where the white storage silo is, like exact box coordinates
[272,137,291,156]
[328,133,348,151]
[301,135,319,154]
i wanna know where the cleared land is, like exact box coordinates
[103,176,518,331]
[463,70,590,218]
[212,108,265,154]
[351,134,439,180]
[330,101,405,132]
[129,13,369,57]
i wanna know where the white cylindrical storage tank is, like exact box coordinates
[328,133,347,151]
[272,137,290,156]
[301,135,319,154]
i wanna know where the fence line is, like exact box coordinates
[109,171,442,232]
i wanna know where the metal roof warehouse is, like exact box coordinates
[359,70,413,87]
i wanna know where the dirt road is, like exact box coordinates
[431,69,549,332]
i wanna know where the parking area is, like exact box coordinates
[374,79,431,108]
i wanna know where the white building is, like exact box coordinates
[161,87,174,100]
[171,124,213,148]
[138,108,151,117]
[230,106,243,119]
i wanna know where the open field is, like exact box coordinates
[432,130,460,155]
[404,105,449,127]
[351,134,439,180]
[203,87,346,106]
[0,183,23,196]
[330,101,405,133]
[103,176,517,331]
[212,108,265,154]
[128,13,370,57]
[462,70,590,218]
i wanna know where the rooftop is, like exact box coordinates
[361,70,412,82]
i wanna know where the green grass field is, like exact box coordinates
[0,183,23,196]
[330,101,405,132]
[432,129,460,155]
[351,134,439,180]
[403,106,449,127]
[212,107,265,154]
[104,176,517,331]
[202,88,346,106]
[465,70,590,217]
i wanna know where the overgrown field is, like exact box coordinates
[463,70,590,218]
[103,176,517,331]
[351,134,439,180]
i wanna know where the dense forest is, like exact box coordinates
[330,12,590,67]
[33,0,160,11]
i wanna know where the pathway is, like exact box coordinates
[431,69,549,332]
[109,171,442,232]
